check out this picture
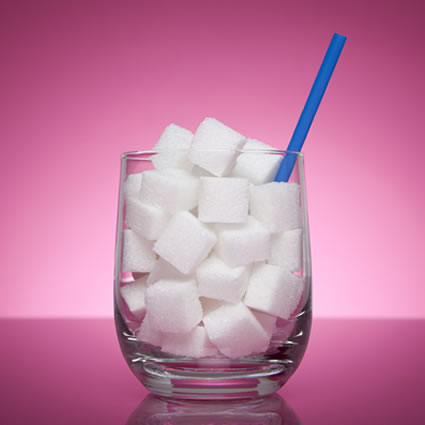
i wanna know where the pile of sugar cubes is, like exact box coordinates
[120,118,304,359]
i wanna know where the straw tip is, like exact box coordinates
[333,33,347,42]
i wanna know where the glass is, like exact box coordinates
[114,148,312,399]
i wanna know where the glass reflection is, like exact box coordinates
[126,393,301,425]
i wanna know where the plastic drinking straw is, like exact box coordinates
[275,33,347,182]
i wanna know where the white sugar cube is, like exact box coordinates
[269,228,303,272]
[161,325,218,358]
[136,313,162,347]
[200,297,226,316]
[120,276,148,319]
[215,216,271,267]
[196,254,251,303]
[151,123,193,171]
[123,173,143,202]
[125,197,170,240]
[291,280,309,318]
[145,279,203,333]
[250,182,301,233]
[154,211,216,274]
[139,168,199,214]
[190,165,215,178]
[122,229,156,273]
[252,310,277,339]
[147,257,188,285]
[198,177,249,224]
[203,302,270,358]
[189,117,245,176]
[244,263,304,320]
[154,123,193,150]
[231,139,282,185]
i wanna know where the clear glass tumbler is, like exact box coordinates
[114,148,311,400]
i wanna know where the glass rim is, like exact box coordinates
[122,148,304,159]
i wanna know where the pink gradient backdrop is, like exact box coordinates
[1,0,424,318]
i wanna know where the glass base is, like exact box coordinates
[115,308,311,400]
[133,360,289,400]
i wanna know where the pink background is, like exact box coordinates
[1,0,424,318]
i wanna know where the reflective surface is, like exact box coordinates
[1,319,424,424]
[127,393,300,425]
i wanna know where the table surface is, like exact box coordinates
[1,318,424,425]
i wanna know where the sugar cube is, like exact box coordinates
[147,257,188,285]
[250,182,301,233]
[125,197,170,240]
[215,216,271,267]
[151,123,193,171]
[269,228,303,272]
[200,297,226,316]
[120,276,148,319]
[231,139,282,184]
[122,229,156,273]
[196,254,251,303]
[124,173,143,202]
[291,281,309,319]
[145,279,203,333]
[161,325,218,358]
[203,302,270,358]
[252,310,277,339]
[198,177,249,224]
[136,313,162,347]
[139,168,199,214]
[153,211,216,274]
[190,165,215,178]
[244,263,304,320]
[189,117,245,176]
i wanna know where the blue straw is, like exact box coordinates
[275,33,347,182]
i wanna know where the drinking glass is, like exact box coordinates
[114,148,311,399]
